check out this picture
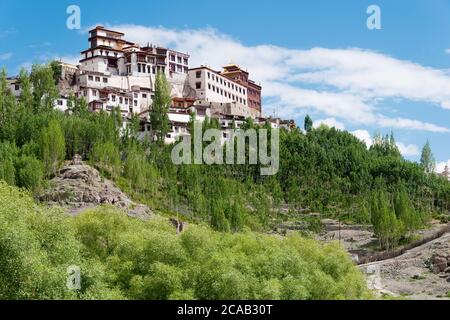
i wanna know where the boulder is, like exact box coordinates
[429,252,450,274]
[40,155,152,218]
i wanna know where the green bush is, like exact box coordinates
[0,181,372,300]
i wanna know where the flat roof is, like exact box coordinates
[90,26,125,36]
[188,66,247,88]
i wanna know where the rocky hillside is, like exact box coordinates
[40,155,152,219]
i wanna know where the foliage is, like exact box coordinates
[150,72,171,144]
[420,140,436,174]
[304,114,313,133]
[0,182,371,300]
[41,119,66,177]
[1,64,449,247]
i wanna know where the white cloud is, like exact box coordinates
[17,54,80,74]
[53,55,80,66]
[437,160,450,173]
[0,53,12,61]
[314,118,345,130]
[396,142,420,157]
[352,129,373,147]
[85,24,450,133]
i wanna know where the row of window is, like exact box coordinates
[202,82,247,105]
[195,70,246,95]
[137,63,156,74]
[88,75,108,83]
[110,95,138,107]
[170,54,189,65]
[169,63,189,73]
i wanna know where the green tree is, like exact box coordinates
[304,115,313,133]
[150,72,171,144]
[0,68,19,142]
[370,190,402,249]
[89,141,121,178]
[420,140,435,174]
[15,155,44,193]
[0,141,17,185]
[394,186,421,235]
[41,119,66,177]
[124,148,148,193]
[30,63,59,113]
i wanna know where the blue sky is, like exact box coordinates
[1,0,450,169]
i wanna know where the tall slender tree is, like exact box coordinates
[304,115,313,133]
[420,140,435,174]
[41,119,66,177]
[150,72,171,144]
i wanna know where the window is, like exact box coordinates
[196,71,201,78]
[207,72,211,79]
[147,66,151,73]
[196,82,201,89]
[142,93,147,98]
[177,57,182,63]
[57,100,63,106]
[14,84,19,91]
[134,93,138,98]
[125,98,128,105]
[112,95,116,102]
[103,78,108,83]
[92,90,97,97]
[95,76,100,82]
[170,55,175,61]
[138,64,142,73]
[88,75,93,81]
[119,97,123,104]
[208,83,211,90]
[183,58,188,65]
[134,100,138,106]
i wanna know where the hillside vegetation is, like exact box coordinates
[2,62,450,299]
[1,65,450,235]
[0,181,371,299]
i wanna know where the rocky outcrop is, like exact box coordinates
[429,251,450,282]
[40,155,151,219]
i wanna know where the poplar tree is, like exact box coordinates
[41,119,66,177]
[420,140,435,174]
[30,63,59,113]
[304,115,313,133]
[150,72,171,145]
